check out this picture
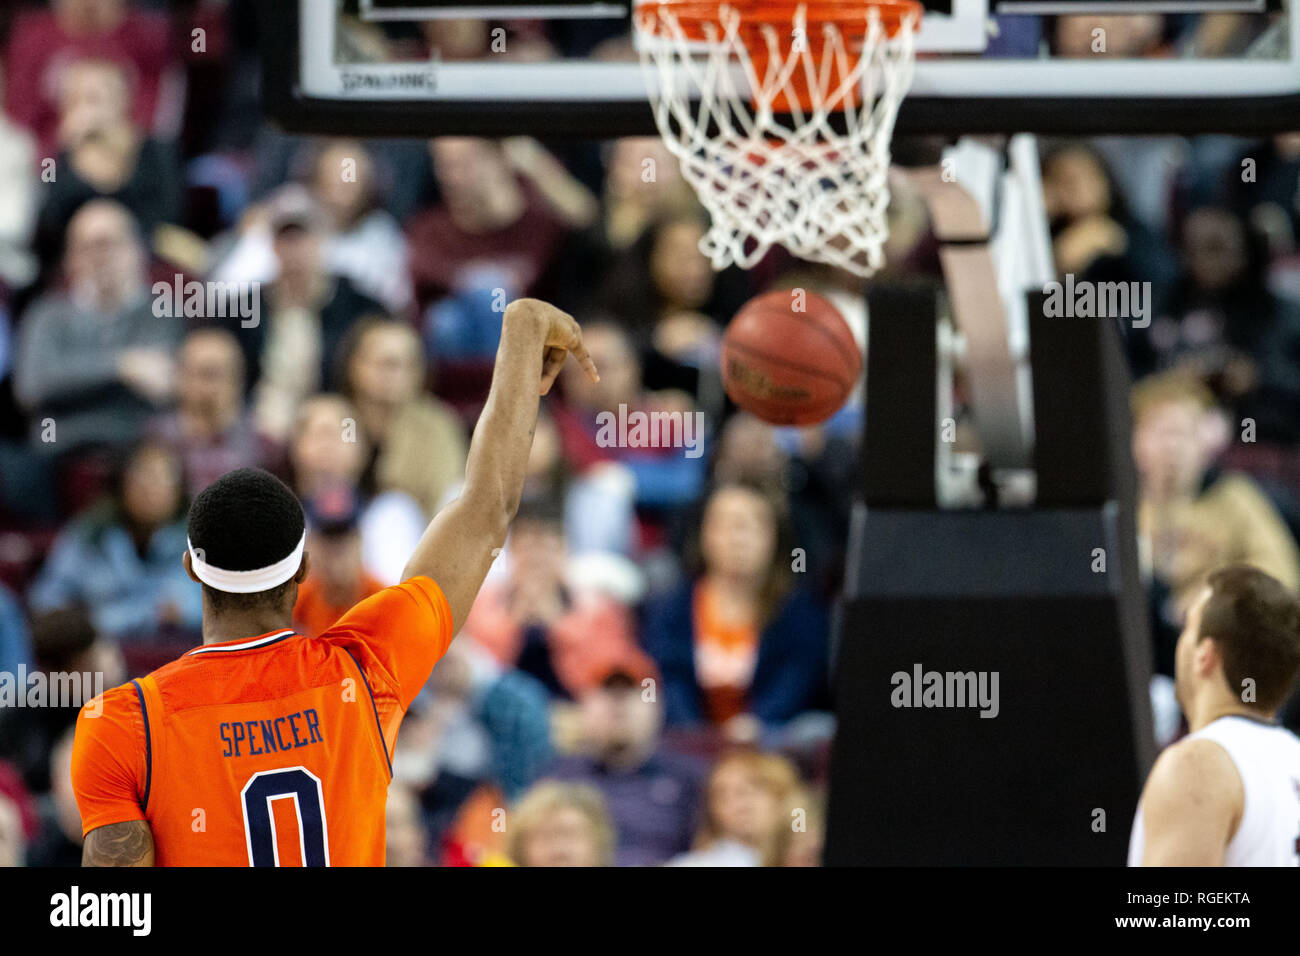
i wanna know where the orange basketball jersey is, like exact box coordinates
[72,576,453,866]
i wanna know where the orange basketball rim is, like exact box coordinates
[635,0,924,113]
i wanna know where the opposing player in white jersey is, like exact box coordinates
[1129,564,1300,866]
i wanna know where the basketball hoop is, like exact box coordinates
[635,0,923,278]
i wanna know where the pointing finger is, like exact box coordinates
[569,339,600,384]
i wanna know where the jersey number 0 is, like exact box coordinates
[240,767,330,866]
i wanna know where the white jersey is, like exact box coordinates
[1129,715,1300,866]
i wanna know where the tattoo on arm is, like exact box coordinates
[82,821,155,867]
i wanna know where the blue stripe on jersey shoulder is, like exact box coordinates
[131,679,152,809]
[340,648,394,779]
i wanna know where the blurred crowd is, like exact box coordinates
[0,0,1297,867]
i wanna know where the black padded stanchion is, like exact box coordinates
[824,297,1154,865]
[860,281,940,509]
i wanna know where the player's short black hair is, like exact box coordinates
[188,468,305,609]
[1201,565,1300,712]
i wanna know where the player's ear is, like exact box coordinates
[182,550,201,584]
[1194,633,1221,675]
[295,552,311,583]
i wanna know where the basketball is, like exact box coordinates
[720,289,861,426]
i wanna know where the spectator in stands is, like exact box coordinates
[1178,10,1277,56]
[1132,371,1300,678]
[547,663,705,866]
[292,484,383,638]
[553,137,695,314]
[0,295,12,388]
[1227,132,1300,252]
[1049,22,1186,239]
[552,321,708,538]
[15,200,181,451]
[288,393,426,584]
[778,789,825,867]
[599,138,692,253]
[212,140,414,316]
[311,139,413,315]
[429,639,553,801]
[512,404,637,558]
[0,72,37,291]
[241,188,386,444]
[0,608,124,796]
[23,727,82,867]
[247,126,435,227]
[642,481,832,734]
[1137,205,1300,443]
[436,781,514,866]
[412,137,596,357]
[463,499,645,699]
[1040,142,1177,311]
[28,440,201,639]
[0,754,40,861]
[0,790,22,868]
[710,412,788,497]
[336,316,467,518]
[712,411,858,594]
[4,0,174,157]
[385,781,431,868]
[668,748,803,866]
[600,208,740,345]
[147,327,278,498]
[35,57,180,272]
[333,12,557,65]
[391,641,552,848]
[507,781,615,867]
[1054,14,1167,58]
[597,210,755,413]
[0,581,32,677]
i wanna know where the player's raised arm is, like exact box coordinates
[401,298,597,632]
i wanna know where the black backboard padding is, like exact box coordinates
[826,295,1155,866]
[844,508,1124,598]
[860,282,940,508]
[826,583,1149,865]
[1029,298,1136,506]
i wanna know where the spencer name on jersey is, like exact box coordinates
[219,708,323,757]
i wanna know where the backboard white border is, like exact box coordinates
[303,0,1299,101]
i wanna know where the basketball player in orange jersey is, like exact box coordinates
[71,298,597,866]
[1129,565,1300,866]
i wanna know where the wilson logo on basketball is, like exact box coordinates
[726,358,813,402]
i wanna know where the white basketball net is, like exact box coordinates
[637,2,919,278]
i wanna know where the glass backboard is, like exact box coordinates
[261,0,1300,135]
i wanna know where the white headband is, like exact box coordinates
[188,532,306,594]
